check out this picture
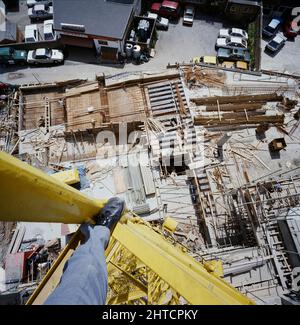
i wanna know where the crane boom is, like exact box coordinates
[0,152,255,305]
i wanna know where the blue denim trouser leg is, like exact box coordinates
[44,224,110,305]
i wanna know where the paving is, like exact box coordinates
[261,36,300,75]
[0,12,225,84]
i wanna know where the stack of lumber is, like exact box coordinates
[194,114,284,126]
[190,93,283,105]
[192,93,285,128]
[183,66,225,87]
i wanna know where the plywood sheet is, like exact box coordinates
[107,86,146,123]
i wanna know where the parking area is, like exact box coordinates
[5,0,30,36]
[261,16,300,74]
[261,37,300,74]
[2,3,299,84]
[0,8,241,84]
[153,12,225,66]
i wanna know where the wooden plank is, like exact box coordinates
[112,167,127,194]
[11,226,26,254]
[175,83,187,116]
[105,72,180,89]
[140,165,156,196]
[190,93,283,105]
[7,227,18,255]
[194,114,284,126]
[203,111,265,119]
[205,103,262,112]
[65,82,99,97]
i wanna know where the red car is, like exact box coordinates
[151,1,180,19]
[284,20,300,38]
[284,12,300,38]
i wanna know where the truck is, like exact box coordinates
[0,47,27,65]
[217,47,250,63]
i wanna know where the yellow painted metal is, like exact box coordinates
[205,260,224,278]
[51,168,80,185]
[222,61,235,69]
[163,217,178,233]
[236,61,248,70]
[0,151,106,224]
[27,215,255,305]
[112,217,254,305]
[192,56,217,65]
[202,56,217,65]
[192,56,201,64]
[1,152,254,305]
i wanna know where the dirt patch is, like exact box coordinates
[0,222,17,268]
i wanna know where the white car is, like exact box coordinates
[183,5,195,26]
[218,28,248,41]
[24,24,39,42]
[27,0,52,8]
[28,4,53,21]
[43,19,56,40]
[27,48,64,65]
[145,12,169,30]
[265,33,287,53]
[216,36,248,50]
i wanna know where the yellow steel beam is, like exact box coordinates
[27,216,255,305]
[0,151,106,223]
[107,290,147,305]
[113,218,255,305]
[1,152,254,305]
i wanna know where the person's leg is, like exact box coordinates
[44,225,110,305]
[44,197,125,305]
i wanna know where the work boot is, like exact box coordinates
[95,197,126,232]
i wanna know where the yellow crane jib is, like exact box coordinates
[0,152,255,305]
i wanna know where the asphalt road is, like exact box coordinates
[2,5,300,85]
[0,11,225,84]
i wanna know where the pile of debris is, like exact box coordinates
[183,66,226,88]
[2,225,61,295]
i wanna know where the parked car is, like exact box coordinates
[216,36,247,50]
[0,47,27,65]
[144,12,169,30]
[43,19,56,40]
[24,24,39,42]
[283,12,300,39]
[262,18,282,38]
[191,56,217,66]
[265,33,287,53]
[221,61,235,69]
[183,5,195,26]
[27,48,64,65]
[221,60,248,71]
[283,20,299,38]
[151,1,180,19]
[218,28,248,41]
[27,0,52,8]
[236,61,248,70]
[217,48,250,63]
[28,4,53,21]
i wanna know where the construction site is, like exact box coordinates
[1,64,300,305]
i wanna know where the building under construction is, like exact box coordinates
[0,65,300,305]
